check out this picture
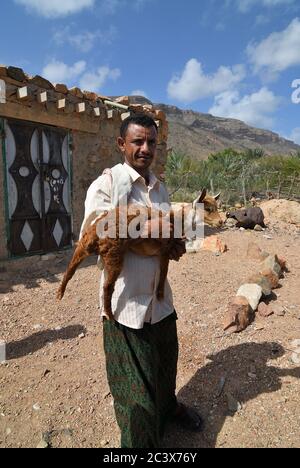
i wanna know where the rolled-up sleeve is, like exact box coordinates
[79,173,112,239]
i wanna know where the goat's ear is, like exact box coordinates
[214,192,221,201]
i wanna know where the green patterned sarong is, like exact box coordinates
[103,312,178,448]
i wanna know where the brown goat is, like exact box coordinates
[57,189,222,320]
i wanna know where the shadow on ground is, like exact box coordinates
[6,325,86,360]
[0,252,98,294]
[164,341,300,448]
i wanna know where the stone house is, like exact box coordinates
[0,66,168,263]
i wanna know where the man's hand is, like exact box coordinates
[140,217,174,238]
[168,239,186,261]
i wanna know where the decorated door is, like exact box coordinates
[2,118,72,257]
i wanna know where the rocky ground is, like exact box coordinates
[0,219,300,448]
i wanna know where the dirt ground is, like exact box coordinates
[0,221,300,448]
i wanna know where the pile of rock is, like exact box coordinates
[223,242,287,334]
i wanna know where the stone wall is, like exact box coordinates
[0,66,169,263]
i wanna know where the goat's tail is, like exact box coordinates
[57,227,99,300]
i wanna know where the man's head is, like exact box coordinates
[118,114,158,177]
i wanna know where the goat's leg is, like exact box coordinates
[57,228,99,300]
[102,254,124,320]
[157,255,170,301]
[57,246,92,300]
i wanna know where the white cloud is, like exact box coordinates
[247,18,300,80]
[237,0,295,13]
[53,25,117,53]
[42,60,86,83]
[209,87,281,129]
[167,59,246,103]
[79,66,121,91]
[286,127,300,144]
[14,0,94,18]
[42,60,121,91]
[131,89,148,98]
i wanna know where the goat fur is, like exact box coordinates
[57,190,221,320]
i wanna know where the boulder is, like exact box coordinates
[247,242,269,262]
[247,274,272,296]
[201,235,227,254]
[260,268,280,289]
[223,296,254,333]
[236,284,263,311]
[262,255,282,277]
[258,302,274,317]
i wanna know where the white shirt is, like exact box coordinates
[80,163,174,329]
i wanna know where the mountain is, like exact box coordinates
[129,97,300,160]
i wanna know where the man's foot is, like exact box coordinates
[172,402,204,432]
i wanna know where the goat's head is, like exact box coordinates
[192,189,223,228]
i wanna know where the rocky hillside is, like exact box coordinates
[129,97,300,160]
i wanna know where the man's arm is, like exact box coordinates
[79,173,112,239]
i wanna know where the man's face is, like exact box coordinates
[117,124,158,175]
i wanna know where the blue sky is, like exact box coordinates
[1,0,300,143]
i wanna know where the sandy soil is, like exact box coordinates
[0,222,300,448]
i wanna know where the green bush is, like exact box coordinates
[165,149,300,205]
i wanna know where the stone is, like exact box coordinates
[83,91,98,101]
[69,87,84,99]
[115,95,129,106]
[260,268,280,289]
[201,235,227,254]
[236,284,263,311]
[247,242,269,262]
[254,224,264,231]
[258,302,274,317]
[7,66,26,82]
[223,296,254,333]
[29,75,54,90]
[40,254,57,261]
[262,255,282,277]
[36,438,49,449]
[247,274,272,296]
[291,353,300,365]
[129,103,144,113]
[225,218,238,228]
[291,339,300,349]
[0,65,8,77]
[272,304,286,317]
[277,256,287,271]
[55,83,68,94]
[33,404,41,411]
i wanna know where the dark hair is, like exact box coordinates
[120,113,158,138]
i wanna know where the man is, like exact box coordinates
[81,114,203,448]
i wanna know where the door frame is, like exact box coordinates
[1,117,73,259]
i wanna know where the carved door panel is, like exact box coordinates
[3,119,72,257]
